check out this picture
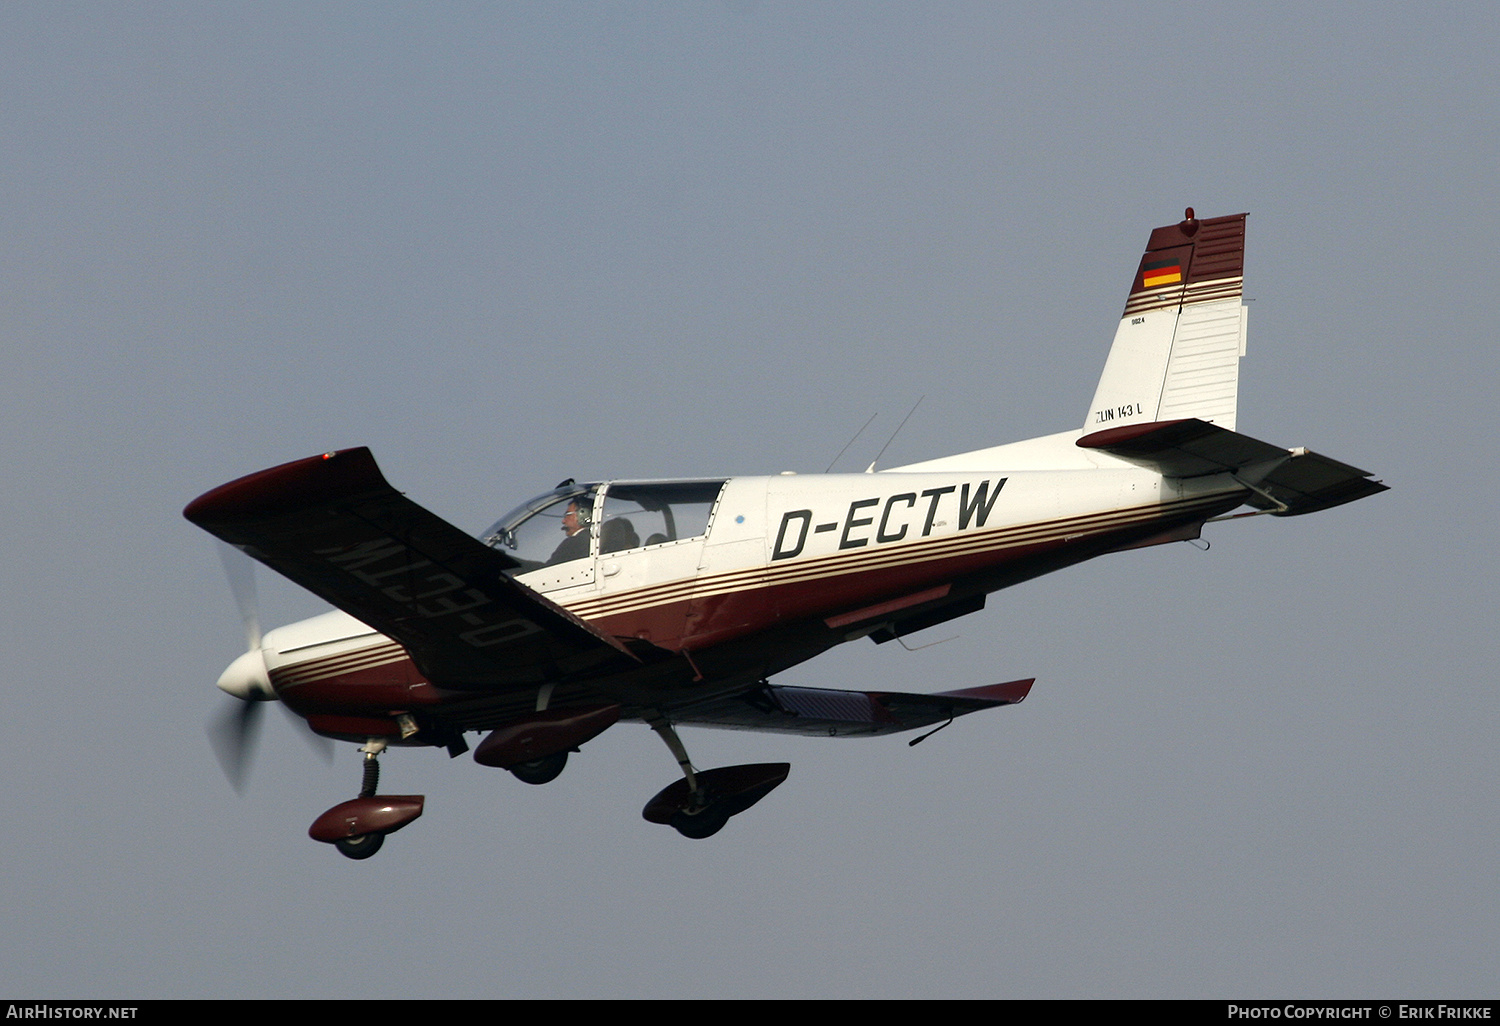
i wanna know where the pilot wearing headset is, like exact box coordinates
[547,497,593,565]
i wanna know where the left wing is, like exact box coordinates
[184,448,638,689]
[665,679,1034,737]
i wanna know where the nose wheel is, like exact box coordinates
[308,740,425,860]
[334,831,384,860]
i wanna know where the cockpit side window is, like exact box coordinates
[599,481,725,554]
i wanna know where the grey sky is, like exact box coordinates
[2,1,1494,999]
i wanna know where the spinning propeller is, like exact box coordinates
[207,542,331,791]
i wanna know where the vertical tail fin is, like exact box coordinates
[1085,210,1248,434]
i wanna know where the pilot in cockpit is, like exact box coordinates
[547,498,592,565]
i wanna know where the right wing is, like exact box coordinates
[184,448,638,690]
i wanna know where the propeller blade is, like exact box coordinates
[208,698,265,793]
[209,543,335,788]
[217,541,261,652]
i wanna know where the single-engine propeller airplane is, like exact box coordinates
[187,209,1386,859]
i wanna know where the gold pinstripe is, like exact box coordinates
[271,642,407,687]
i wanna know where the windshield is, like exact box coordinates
[482,483,598,572]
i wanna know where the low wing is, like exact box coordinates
[666,679,1034,737]
[184,448,638,689]
[1078,417,1388,516]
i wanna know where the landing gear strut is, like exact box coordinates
[641,716,789,839]
[333,747,387,859]
[308,739,425,860]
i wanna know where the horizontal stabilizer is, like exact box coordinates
[1078,418,1287,476]
[1078,418,1387,515]
[668,678,1033,737]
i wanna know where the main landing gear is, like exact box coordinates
[640,716,789,840]
[305,712,789,854]
[472,703,621,785]
[307,740,424,861]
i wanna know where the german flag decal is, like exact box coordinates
[1141,256,1183,288]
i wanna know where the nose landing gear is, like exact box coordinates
[308,740,425,860]
[333,830,384,860]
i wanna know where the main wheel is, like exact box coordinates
[670,803,729,839]
[510,750,568,785]
[334,832,385,860]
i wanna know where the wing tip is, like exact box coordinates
[936,677,1035,706]
[184,447,380,527]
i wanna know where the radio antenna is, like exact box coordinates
[825,412,878,473]
[865,395,924,472]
